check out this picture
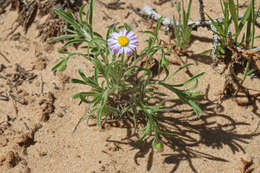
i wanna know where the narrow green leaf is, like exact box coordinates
[51,57,69,71]
[237,1,252,40]
[166,63,193,80]
[51,34,78,43]
[79,4,87,23]
[124,23,132,32]
[155,17,163,39]
[89,0,95,26]
[229,0,239,34]
[64,39,87,47]
[71,79,86,85]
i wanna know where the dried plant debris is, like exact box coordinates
[0,64,37,116]
[37,0,83,41]
[0,51,11,63]
[214,38,260,104]
[0,64,37,88]
[39,92,56,121]
[153,0,171,6]
[5,151,21,168]
[31,58,48,71]
[0,93,9,101]
[96,0,125,10]
[14,123,42,148]
[0,0,8,14]
[4,0,82,40]
[0,118,42,148]
[6,64,37,87]
[37,12,67,42]
[0,151,30,172]
[7,0,38,35]
[226,39,260,71]
[240,158,254,173]
[38,0,80,16]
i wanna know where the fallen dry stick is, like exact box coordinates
[143,5,260,60]
[143,5,260,30]
[0,51,10,63]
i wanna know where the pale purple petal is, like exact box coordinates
[111,45,120,53]
[108,28,138,56]
[108,39,117,45]
[117,48,124,56]
[122,29,127,36]
[126,31,135,38]
[110,32,120,39]
[123,47,131,55]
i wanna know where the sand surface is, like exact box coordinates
[0,0,260,173]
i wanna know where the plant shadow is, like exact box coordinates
[105,88,260,173]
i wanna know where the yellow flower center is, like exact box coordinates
[118,36,129,47]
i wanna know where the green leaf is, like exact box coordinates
[79,4,87,23]
[186,0,192,25]
[72,91,101,104]
[176,1,181,12]
[64,39,88,47]
[71,78,87,85]
[237,0,253,44]
[72,92,98,99]
[198,49,212,56]
[89,0,95,26]
[51,57,69,71]
[143,31,155,37]
[166,63,193,80]
[97,89,109,126]
[229,0,239,34]
[54,9,81,31]
[158,82,203,117]
[206,13,225,37]
[155,16,163,39]
[180,72,205,87]
[124,23,132,32]
[50,34,78,43]
[139,118,152,141]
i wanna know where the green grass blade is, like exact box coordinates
[155,17,163,39]
[237,1,252,41]
[229,0,239,34]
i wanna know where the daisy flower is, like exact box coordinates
[108,29,138,56]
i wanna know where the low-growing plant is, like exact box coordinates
[172,0,193,51]
[207,0,259,93]
[207,0,259,55]
[52,0,204,150]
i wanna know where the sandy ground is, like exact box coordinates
[0,0,260,173]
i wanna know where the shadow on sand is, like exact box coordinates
[105,84,260,173]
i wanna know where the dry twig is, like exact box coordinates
[143,5,260,62]
[0,51,10,63]
[240,158,254,173]
[143,5,260,30]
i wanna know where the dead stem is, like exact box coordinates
[143,5,260,30]
[96,0,125,10]
[153,0,171,6]
[0,51,10,63]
